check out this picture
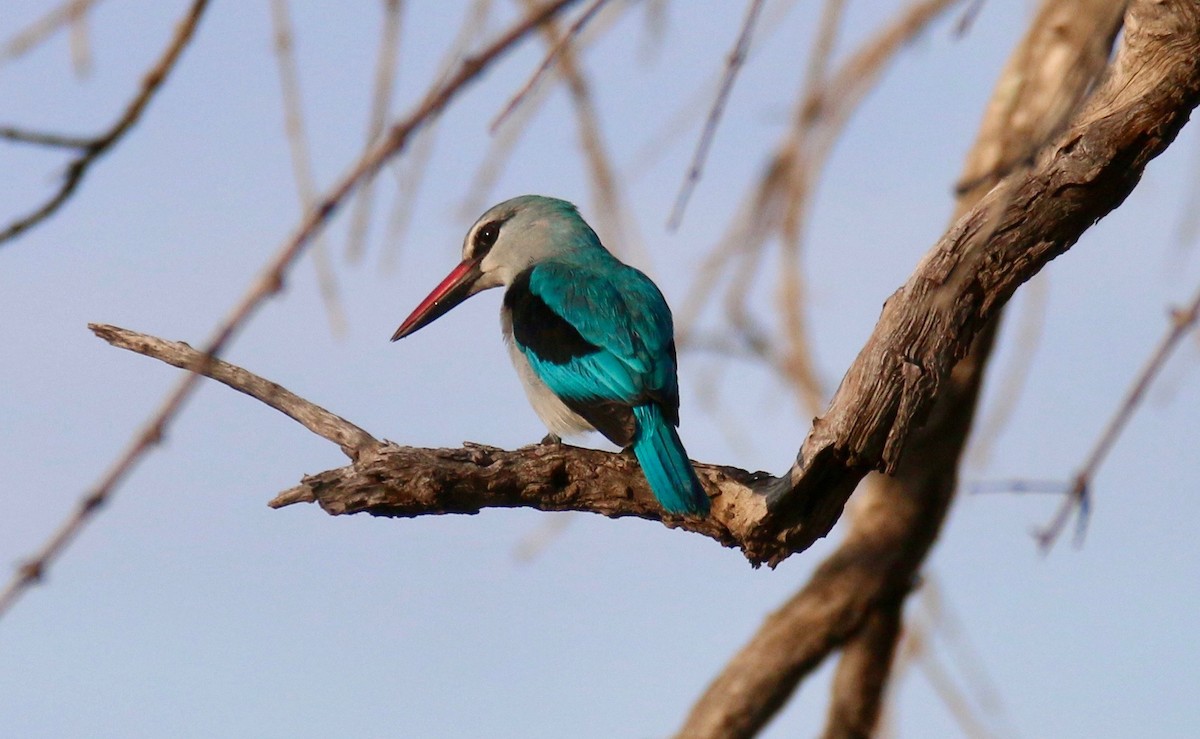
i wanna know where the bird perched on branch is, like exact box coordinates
[391,195,710,517]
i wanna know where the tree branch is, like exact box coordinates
[1037,273,1200,549]
[89,324,378,459]
[93,0,1197,575]
[0,0,210,246]
[679,1,1132,735]
[0,0,586,622]
[70,0,1198,580]
[761,0,1200,564]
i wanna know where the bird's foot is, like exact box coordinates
[540,433,562,446]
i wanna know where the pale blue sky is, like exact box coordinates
[1,2,1198,737]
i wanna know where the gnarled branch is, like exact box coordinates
[86,0,1200,575]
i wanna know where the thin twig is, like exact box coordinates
[381,124,440,272]
[666,0,766,230]
[967,479,1070,495]
[521,0,648,267]
[0,126,93,149]
[621,0,805,184]
[918,579,1014,728]
[0,0,210,247]
[90,324,379,456]
[489,0,609,132]
[67,0,93,76]
[269,0,347,335]
[967,274,1050,470]
[1,0,106,62]
[0,0,584,621]
[461,69,552,216]
[678,0,960,419]
[345,0,405,261]
[901,623,1002,739]
[1037,280,1200,550]
[381,0,492,271]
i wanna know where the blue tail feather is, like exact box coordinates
[631,405,709,516]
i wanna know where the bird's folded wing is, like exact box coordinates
[509,263,682,444]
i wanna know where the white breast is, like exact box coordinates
[501,308,594,438]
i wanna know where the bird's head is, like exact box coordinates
[391,195,596,341]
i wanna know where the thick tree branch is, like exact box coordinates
[87,322,773,545]
[823,596,905,738]
[761,0,1200,564]
[115,0,1200,574]
[269,443,770,546]
[680,1,1132,735]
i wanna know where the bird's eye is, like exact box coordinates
[473,221,501,257]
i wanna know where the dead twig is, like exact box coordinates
[0,0,211,247]
[381,0,492,271]
[490,0,610,132]
[1037,279,1200,550]
[0,0,585,621]
[90,324,378,456]
[667,0,766,229]
[345,0,405,261]
[1,0,106,63]
[269,0,347,335]
[0,127,93,148]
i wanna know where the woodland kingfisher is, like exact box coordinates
[391,195,710,517]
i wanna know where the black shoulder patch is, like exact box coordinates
[504,269,601,365]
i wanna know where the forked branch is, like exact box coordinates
[0,0,210,246]
[76,0,1200,573]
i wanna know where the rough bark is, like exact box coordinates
[87,2,1199,735]
[259,0,1200,573]
[677,1,1138,736]
[818,2,1131,732]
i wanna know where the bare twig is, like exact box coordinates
[345,0,405,261]
[775,0,847,415]
[67,0,93,76]
[1,0,106,62]
[967,274,1050,469]
[521,0,647,266]
[269,0,347,335]
[967,479,1069,495]
[462,70,552,216]
[0,0,210,247]
[680,1,1142,735]
[0,0,585,621]
[898,623,1001,739]
[623,0,806,184]
[666,0,766,229]
[1036,279,1200,550]
[381,124,440,272]
[237,0,1200,578]
[90,324,379,456]
[381,0,492,271]
[490,0,609,132]
[0,127,93,148]
[917,580,1012,727]
[678,0,962,419]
